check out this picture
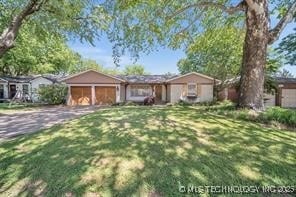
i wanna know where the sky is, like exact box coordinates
[68,19,296,75]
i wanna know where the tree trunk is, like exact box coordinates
[0,0,44,58]
[0,25,20,58]
[238,0,268,110]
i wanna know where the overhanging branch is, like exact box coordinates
[166,1,245,20]
[268,1,296,44]
[0,0,48,57]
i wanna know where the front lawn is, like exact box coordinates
[0,106,295,196]
[0,103,43,113]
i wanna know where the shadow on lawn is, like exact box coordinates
[0,106,295,196]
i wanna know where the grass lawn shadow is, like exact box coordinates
[0,106,295,196]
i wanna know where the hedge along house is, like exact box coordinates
[0,75,56,102]
[62,70,217,105]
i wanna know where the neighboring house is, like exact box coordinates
[219,77,296,108]
[62,70,217,105]
[276,78,296,108]
[0,75,57,102]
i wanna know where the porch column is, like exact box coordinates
[165,84,168,102]
[67,85,71,105]
[162,84,166,102]
[125,84,128,101]
[116,85,120,103]
[91,85,95,105]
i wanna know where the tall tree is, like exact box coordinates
[277,29,296,65]
[101,0,296,110]
[0,24,81,75]
[177,26,244,82]
[123,64,148,75]
[70,59,104,74]
[0,0,109,57]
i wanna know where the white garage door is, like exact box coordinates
[282,89,296,108]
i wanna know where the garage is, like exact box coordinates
[281,89,296,108]
[95,86,116,105]
[264,93,275,107]
[70,86,92,105]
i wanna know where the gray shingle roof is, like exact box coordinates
[222,76,296,86]
[0,75,60,83]
[116,74,179,83]
[275,77,296,83]
[0,76,34,83]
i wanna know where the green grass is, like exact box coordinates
[0,103,44,113]
[202,101,296,128]
[0,106,295,196]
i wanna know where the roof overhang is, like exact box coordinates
[166,72,219,82]
[0,77,8,83]
[61,69,126,83]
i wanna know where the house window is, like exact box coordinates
[130,85,151,97]
[23,84,29,95]
[0,84,4,98]
[187,83,197,97]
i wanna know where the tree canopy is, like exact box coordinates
[275,68,295,78]
[0,0,110,56]
[101,0,294,58]
[277,29,296,65]
[177,26,244,82]
[0,23,82,75]
[123,64,148,75]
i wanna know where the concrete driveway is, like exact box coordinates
[0,106,100,140]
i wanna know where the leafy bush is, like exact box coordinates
[261,107,296,127]
[144,96,155,105]
[176,99,191,106]
[206,102,296,128]
[38,84,68,105]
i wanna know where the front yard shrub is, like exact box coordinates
[205,102,296,129]
[143,96,155,105]
[261,107,296,127]
[38,84,68,105]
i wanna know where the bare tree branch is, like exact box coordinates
[268,1,296,44]
[0,0,48,57]
[166,1,246,20]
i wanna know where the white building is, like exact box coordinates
[0,75,58,102]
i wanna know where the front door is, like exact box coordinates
[9,85,16,99]
[155,85,162,102]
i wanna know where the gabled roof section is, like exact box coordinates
[0,75,59,83]
[62,69,125,83]
[0,77,8,82]
[166,72,216,83]
[0,76,34,83]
